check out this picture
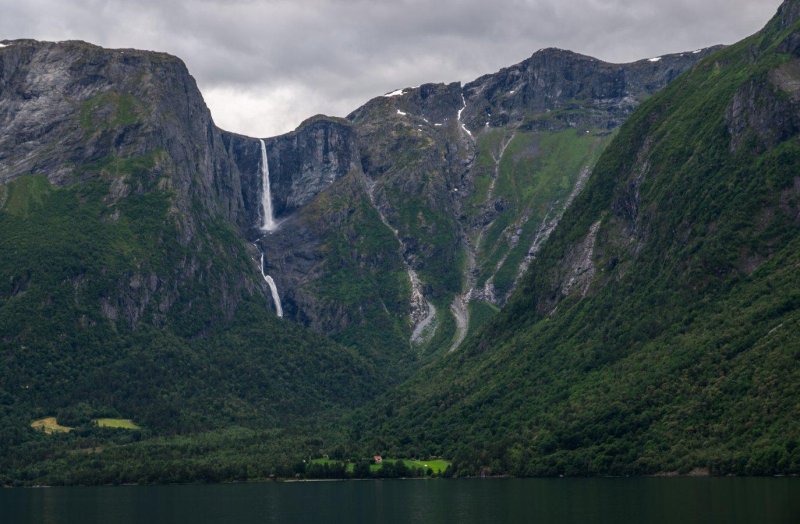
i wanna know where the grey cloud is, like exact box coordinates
[0,0,782,136]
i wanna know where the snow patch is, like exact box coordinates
[693,49,703,54]
[0,43,8,48]
[457,94,467,121]
[383,88,405,97]
[457,92,473,138]
[396,109,407,116]
[648,57,662,62]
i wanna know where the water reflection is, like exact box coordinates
[2,478,798,524]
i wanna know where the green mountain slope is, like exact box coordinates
[351,0,800,476]
[327,49,713,358]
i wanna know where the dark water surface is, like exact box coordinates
[1,478,798,523]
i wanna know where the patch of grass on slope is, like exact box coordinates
[476,129,610,296]
[94,418,141,430]
[80,91,141,131]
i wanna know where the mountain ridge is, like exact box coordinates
[0,35,721,381]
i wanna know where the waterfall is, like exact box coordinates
[259,139,277,231]
[260,253,283,318]
[255,140,281,316]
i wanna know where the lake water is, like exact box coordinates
[1,478,798,523]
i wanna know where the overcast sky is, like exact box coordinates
[0,0,784,137]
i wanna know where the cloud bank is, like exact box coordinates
[0,0,782,136]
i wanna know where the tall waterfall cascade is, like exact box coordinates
[259,139,278,231]
[260,253,283,318]
[256,139,282,318]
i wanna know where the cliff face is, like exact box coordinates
[267,117,363,217]
[222,116,362,235]
[0,40,246,237]
[221,117,415,364]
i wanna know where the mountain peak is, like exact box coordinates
[528,47,595,62]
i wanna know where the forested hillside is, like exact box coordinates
[350,0,800,477]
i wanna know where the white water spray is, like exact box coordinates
[259,139,277,231]
[260,253,283,318]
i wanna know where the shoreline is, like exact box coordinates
[5,473,798,489]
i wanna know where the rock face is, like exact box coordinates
[222,116,362,236]
[0,39,271,335]
[267,117,362,216]
[727,65,800,153]
[726,0,800,154]
[777,0,800,30]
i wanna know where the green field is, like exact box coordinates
[398,459,450,474]
[93,418,141,429]
[476,128,611,297]
[309,457,451,476]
